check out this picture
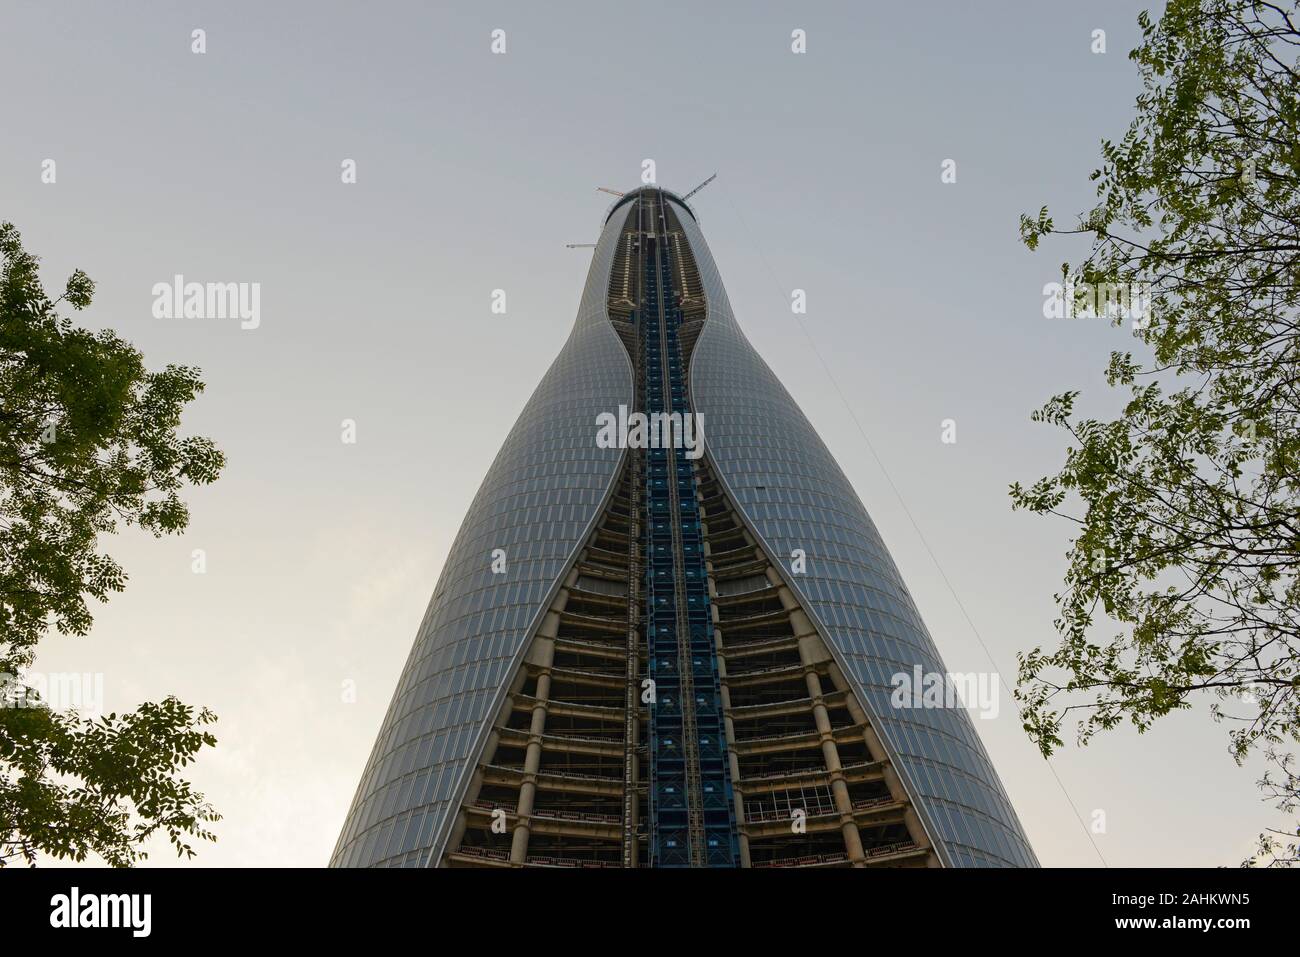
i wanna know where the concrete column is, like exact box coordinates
[801,659,866,867]
[714,626,751,868]
[628,744,640,868]
[838,678,935,859]
[702,527,752,867]
[509,595,565,864]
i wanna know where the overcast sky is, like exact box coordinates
[2,0,1273,867]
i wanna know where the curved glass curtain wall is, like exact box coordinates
[674,198,1038,868]
[332,188,1038,869]
[330,206,635,868]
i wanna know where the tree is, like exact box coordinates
[0,222,224,865]
[1012,0,1300,866]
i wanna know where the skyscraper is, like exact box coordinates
[331,187,1037,868]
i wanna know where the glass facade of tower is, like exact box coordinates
[329,212,633,868]
[330,189,1037,868]
[677,199,1037,868]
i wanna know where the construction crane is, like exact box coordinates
[597,187,625,197]
[682,172,717,201]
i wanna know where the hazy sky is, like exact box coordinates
[3,0,1272,867]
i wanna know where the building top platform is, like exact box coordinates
[603,186,698,225]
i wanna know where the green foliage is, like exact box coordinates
[0,222,224,865]
[0,693,219,866]
[1013,0,1300,866]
